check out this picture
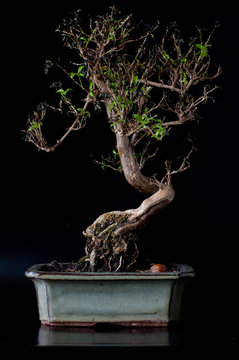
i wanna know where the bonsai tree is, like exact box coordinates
[24,7,221,272]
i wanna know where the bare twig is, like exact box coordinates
[138,79,182,93]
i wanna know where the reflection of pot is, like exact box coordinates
[25,264,195,327]
[38,326,181,346]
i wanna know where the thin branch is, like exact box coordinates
[163,85,219,127]
[138,79,182,93]
[25,95,91,152]
[164,139,196,179]
[55,61,83,89]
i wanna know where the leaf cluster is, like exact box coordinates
[25,6,220,178]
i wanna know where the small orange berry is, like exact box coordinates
[149,263,167,273]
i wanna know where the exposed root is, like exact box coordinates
[80,211,139,272]
[78,184,174,272]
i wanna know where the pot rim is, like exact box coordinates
[25,263,195,281]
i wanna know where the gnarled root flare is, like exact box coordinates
[78,184,174,272]
[81,211,139,272]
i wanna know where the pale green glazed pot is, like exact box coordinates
[25,264,195,327]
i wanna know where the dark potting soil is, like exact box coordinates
[39,260,180,273]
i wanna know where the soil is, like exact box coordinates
[39,260,180,273]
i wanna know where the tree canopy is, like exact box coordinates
[25,7,220,181]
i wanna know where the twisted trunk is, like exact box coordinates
[116,133,158,194]
[79,130,174,272]
[78,76,175,272]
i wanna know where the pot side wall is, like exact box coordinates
[28,273,194,326]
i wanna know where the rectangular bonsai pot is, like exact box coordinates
[25,264,195,327]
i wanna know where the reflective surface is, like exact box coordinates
[1,319,237,360]
[38,325,182,347]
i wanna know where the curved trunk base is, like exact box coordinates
[81,211,139,272]
[79,184,174,272]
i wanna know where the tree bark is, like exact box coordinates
[78,77,175,272]
[115,184,175,236]
[116,133,159,194]
[81,182,174,272]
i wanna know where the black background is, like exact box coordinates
[1,0,238,357]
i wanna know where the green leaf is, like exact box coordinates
[117,96,123,103]
[152,118,163,125]
[112,149,119,160]
[77,108,91,118]
[195,43,204,50]
[56,88,72,96]
[141,86,152,98]
[107,32,115,42]
[133,114,142,121]
[109,100,116,110]
[179,70,188,85]
[70,72,77,78]
[133,75,138,85]
[141,85,145,93]
[78,65,85,73]
[28,121,42,131]
[162,50,170,61]
[80,36,88,44]
[195,43,211,58]
[77,65,85,77]
[151,123,166,140]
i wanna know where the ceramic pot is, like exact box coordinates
[25,263,195,327]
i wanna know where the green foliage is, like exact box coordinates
[56,88,72,101]
[161,49,176,64]
[151,121,166,140]
[112,149,120,160]
[88,81,95,98]
[80,36,88,44]
[133,75,138,86]
[162,49,170,61]
[70,65,86,89]
[76,107,91,118]
[140,85,152,98]
[133,110,166,141]
[98,149,122,172]
[26,6,219,171]
[100,161,106,171]
[70,65,85,79]
[195,43,211,58]
[109,95,133,124]
[102,66,120,92]
[79,35,94,47]
[28,120,42,131]
[107,26,116,42]
[56,87,91,118]
[179,70,188,85]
